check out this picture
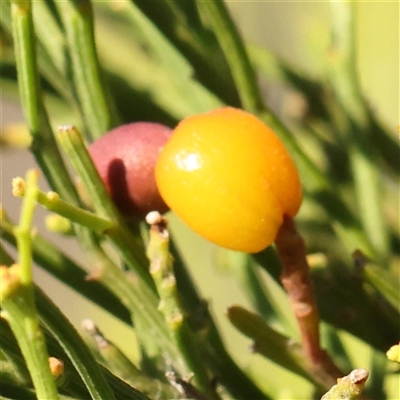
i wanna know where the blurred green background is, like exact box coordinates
[1,2,398,398]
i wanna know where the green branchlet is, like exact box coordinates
[53,0,118,140]
[228,305,329,391]
[12,176,117,234]
[1,170,60,400]
[82,319,176,398]
[146,212,220,400]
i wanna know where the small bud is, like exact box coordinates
[58,124,75,133]
[146,211,162,225]
[12,177,26,197]
[146,211,168,238]
[45,214,73,235]
[0,264,22,302]
[49,357,64,379]
[81,318,97,335]
[386,343,400,363]
[46,191,60,202]
[49,357,65,386]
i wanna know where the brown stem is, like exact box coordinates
[275,216,342,384]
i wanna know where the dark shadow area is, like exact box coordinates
[107,158,137,218]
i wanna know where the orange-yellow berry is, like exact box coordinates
[155,107,302,253]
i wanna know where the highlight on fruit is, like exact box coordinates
[88,122,172,220]
[155,107,302,253]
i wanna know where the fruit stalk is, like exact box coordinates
[275,216,342,385]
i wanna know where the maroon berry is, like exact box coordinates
[88,122,172,220]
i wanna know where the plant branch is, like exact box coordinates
[1,170,59,400]
[34,287,118,400]
[274,216,343,386]
[12,177,117,234]
[54,0,118,140]
[9,0,79,205]
[146,212,220,399]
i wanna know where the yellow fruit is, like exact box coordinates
[155,107,302,253]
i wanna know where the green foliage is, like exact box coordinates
[1,1,398,399]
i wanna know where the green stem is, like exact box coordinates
[12,178,117,233]
[56,125,119,220]
[82,319,175,398]
[2,170,59,400]
[34,287,117,400]
[30,0,76,105]
[10,0,79,205]
[14,170,37,285]
[31,0,66,78]
[227,305,327,391]
[54,0,118,140]
[2,296,60,400]
[75,228,183,373]
[146,214,219,399]
[1,315,149,400]
[1,0,74,104]
[197,0,263,113]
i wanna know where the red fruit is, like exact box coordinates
[88,122,172,220]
